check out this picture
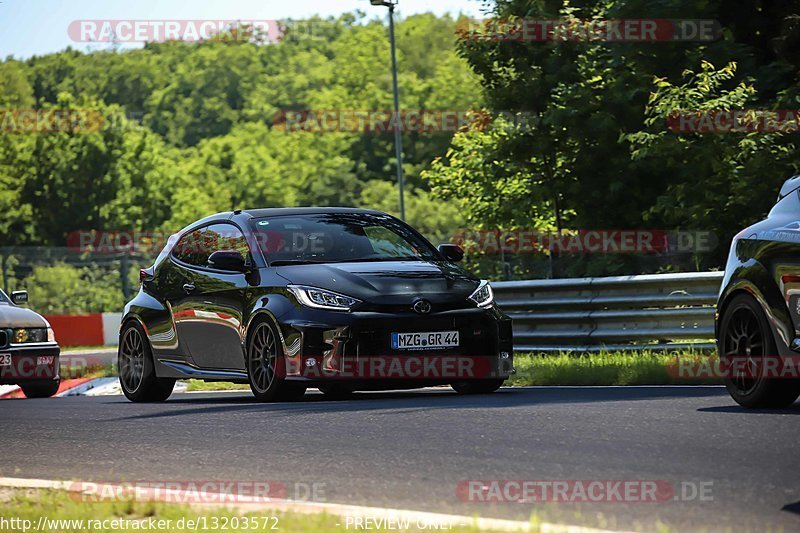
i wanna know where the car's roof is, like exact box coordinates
[779,175,800,200]
[178,207,395,236]
[241,207,388,218]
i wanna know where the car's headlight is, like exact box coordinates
[288,285,361,312]
[42,317,57,343]
[12,328,49,343]
[468,280,494,307]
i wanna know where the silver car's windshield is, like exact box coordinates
[0,289,9,304]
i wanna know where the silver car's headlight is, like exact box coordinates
[42,317,57,343]
[12,328,49,343]
[468,280,494,308]
[288,285,361,312]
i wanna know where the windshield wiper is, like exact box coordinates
[330,256,425,263]
[269,259,325,266]
[272,257,428,266]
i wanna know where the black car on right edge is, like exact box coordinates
[717,175,800,408]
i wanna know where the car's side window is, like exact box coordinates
[203,224,251,265]
[172,228,209,266]
[172,224,250,268]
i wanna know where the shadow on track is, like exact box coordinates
[106,386,730,422]
[697,404,800,415]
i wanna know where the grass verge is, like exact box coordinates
[1,488,528,532]
[185,379,250,392]
[509,351,721,386]
[189,351,723,390]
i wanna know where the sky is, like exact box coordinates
[0,0,488,59]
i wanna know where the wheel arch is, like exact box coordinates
[717,264,793,357]
[120,313,149,336]
[244,309,289,358]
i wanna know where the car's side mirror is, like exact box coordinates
[208,250,247,272]
[11,290,28,305]
[438,244,465,262]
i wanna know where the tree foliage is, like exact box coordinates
[424,0,800,269]
[0,13,480,248]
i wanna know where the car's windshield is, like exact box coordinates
[0,289,9,305]
[252,213,439,265]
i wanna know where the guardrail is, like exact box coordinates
[493,272,724,353]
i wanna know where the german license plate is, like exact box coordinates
[391,331,459,350]
[0,354,11,366]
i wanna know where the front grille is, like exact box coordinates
[351,315,498,356]
[0,330,7,348]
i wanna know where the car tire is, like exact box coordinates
[451,379,505,395]
[318,384,354,399]
[246,318,306,402]
[20,379,60,398]
[719,293,800,408]
[119,321,175,403]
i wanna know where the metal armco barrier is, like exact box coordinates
[493,272,724,353]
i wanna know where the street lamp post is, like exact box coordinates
[370,0,405,221]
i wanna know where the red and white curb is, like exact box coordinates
[1,377,188,399]
[0,477,631,533]
[0,378,95,400]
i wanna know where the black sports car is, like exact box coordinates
[716,175,800,408]
[0,289,61,398]
[119,208,514,402]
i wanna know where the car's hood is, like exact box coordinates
[0,304,48,328]
[274,260,480,304]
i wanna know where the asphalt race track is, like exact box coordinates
[1,386,798,532]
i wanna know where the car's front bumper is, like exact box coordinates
[0,343,60,385]
[277,305,514,385]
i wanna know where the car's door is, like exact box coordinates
[170,223,252,370]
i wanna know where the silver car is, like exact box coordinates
[0,290,61,398]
